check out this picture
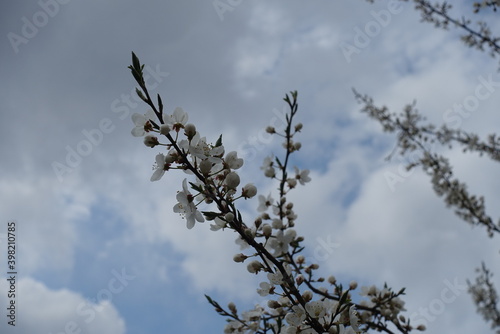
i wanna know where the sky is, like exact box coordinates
[1,0,499,333]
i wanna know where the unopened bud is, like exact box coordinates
[254,217,262,229]
[271,219,283,229]
[144,134,159,147]
[349,281,358,290]
[302,290,313,302]
[184,123,196,139]
[295,123,303,132]
[225,212,235,222]
[228,302,237,314]
[296,274,304,286]
[244,228,253,238]
[287,178,297,188]
[247,260,263,274]
[242,183,257,198]
[266,126,276,134]
[293,142,302,151]
[264,167,275,178]
[267,300,281,309]
[262,224,272,238]
[233,253,247,263]
[199,159,212,175]
[160,124,171,135]
[224,172,240,189]
[327,275,336,285]
[296,255,305,264]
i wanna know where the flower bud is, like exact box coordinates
[271,218,283,229]
[349,281,358,290]
[199,159,212,175]
[262,224,272,238]
[267,300,281,309]
[295,123,303,132]
[302,290,313,302]
[264,167,275,178]
[296,255,305,264]
[144,134,159,147]
[224,172,240,189]
[160,124,171,135]
[225,212,235,222]
[266,126,276,134]
[247,260,263,274]
[228,302,237,314]
[296,274,304,286]
[416,325,426,331]
[293,142,302,151]
[244,228,254,238]
[287,178,297,188]
[254,217,262,229]
[184,123,196,140]
[233,253,247,263]
[242,183,257,198]
[327,275,336,285]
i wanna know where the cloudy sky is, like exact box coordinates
[1,0,499,333]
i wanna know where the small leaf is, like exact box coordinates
[188,181,204,193]
[129,67,142,84]
[131,52,141,71]
[135,88,147,102]
[339,289,350,305]
[201,211,220,221]
[157,94,164,114]
[215,134,223,147]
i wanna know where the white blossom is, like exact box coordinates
[294,166,311,185]
[257,194,274,212]
[173,179,204,229]
[225,151,244,169]
[131,109,157,137]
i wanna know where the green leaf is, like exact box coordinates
[275,156,283,168]
[339,289,350,306]
[157,94,163,114]
[131,52,141,71]
[201,211,220,221]
[129,67,142,84]
[215,134,223,147]
[135,88,147,102]
[189,181,204,193]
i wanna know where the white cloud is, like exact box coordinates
[0,277,126,334]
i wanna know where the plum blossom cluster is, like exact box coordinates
[128,52,422,333]
[131,104,251,229]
